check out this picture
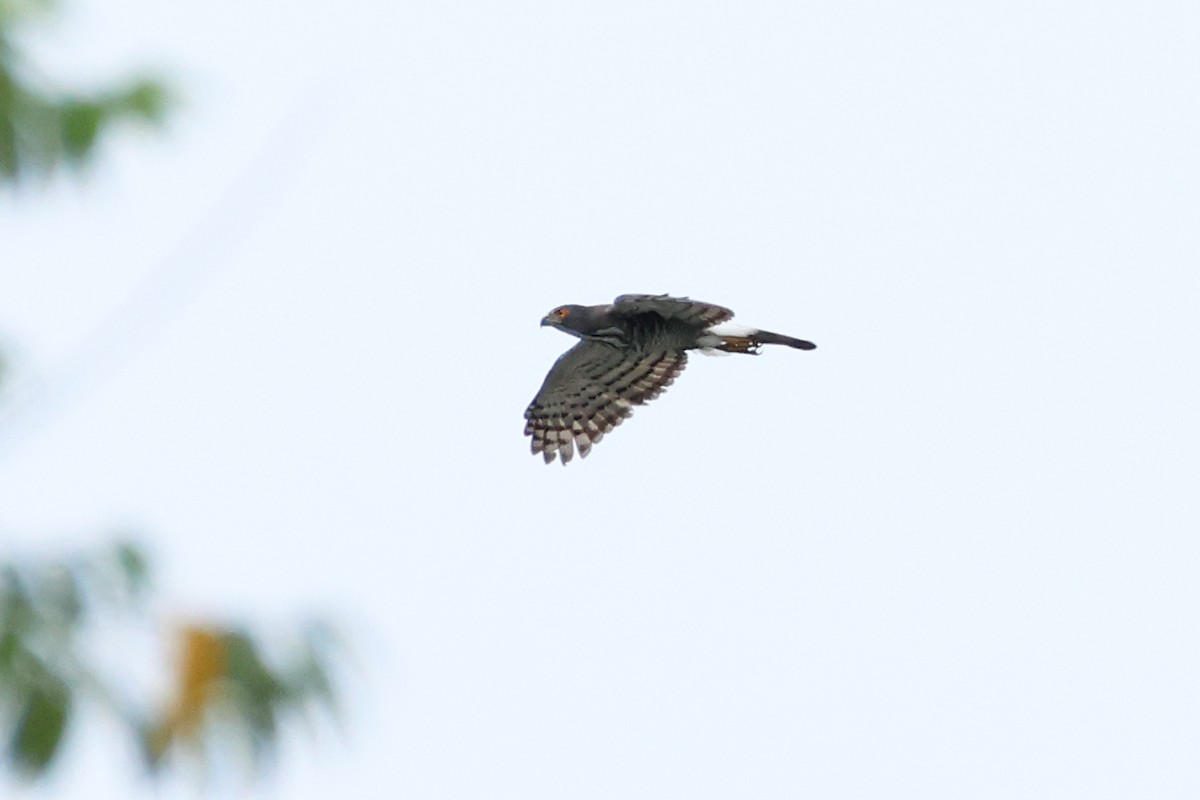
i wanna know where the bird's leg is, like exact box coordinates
[714,336,762,355]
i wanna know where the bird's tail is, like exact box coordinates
[712,328,816,355]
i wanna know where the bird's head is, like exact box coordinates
[541,304,586,331]
[540,303,619,342]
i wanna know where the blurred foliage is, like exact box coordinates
[0,0,170,184]
[142,621,343,776]
[0,540,145,776]
[1,2,348,788]
[0,541,342,781]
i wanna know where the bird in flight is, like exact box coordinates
[525,294,816,464]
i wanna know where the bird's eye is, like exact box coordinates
[555,307,570,318]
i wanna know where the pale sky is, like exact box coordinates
[2,1,1199,798]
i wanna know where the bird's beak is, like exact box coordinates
[540,315,554,327]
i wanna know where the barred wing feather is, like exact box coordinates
[524,341,688,465]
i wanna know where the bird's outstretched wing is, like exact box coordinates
[525,340,688,465]
[611,294,735,328]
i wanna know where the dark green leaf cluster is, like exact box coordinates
[0,539,148,776]
[0,0,170,184]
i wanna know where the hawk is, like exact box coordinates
[525,294,816,464]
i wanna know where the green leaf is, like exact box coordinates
[9,679,71,777]
[0,628,19,676]
[59,99,104,161]
[38,564,84,629]
[112,540,150,597]
[115,79,169,122]
[1,565,33,634]
[222,632,288,763]
[290,622,343,720]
